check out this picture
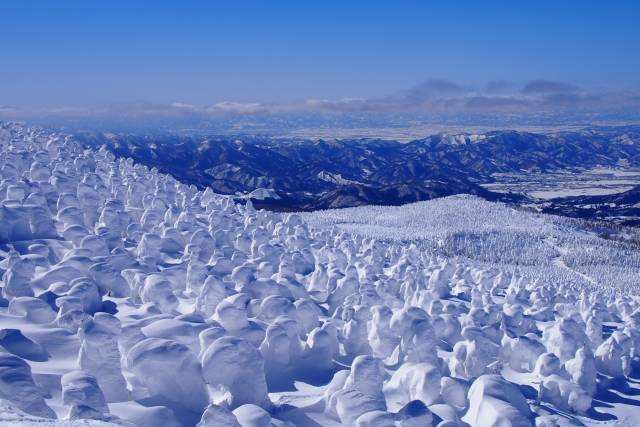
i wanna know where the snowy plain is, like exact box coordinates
[481,167,640,200]
[1,122,640,426]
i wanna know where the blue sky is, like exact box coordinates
[1,0,639,113]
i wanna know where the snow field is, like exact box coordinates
[1,122,640,426]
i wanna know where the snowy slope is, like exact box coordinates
[304,196,640,295]
[1,122,640,426]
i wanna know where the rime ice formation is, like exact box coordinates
[462,375,532,427]
[2,122,640,426]
[61,370,112,420]
[78,313,129,401]
[0,352,56,419]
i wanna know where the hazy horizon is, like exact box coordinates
[2,0,640,122]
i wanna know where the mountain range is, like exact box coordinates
[74,126,640,219]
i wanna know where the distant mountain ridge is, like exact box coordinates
[74,126,640,213]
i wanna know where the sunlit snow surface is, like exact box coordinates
[1,122,640,426]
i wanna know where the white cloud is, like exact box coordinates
[1,80,639,120]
